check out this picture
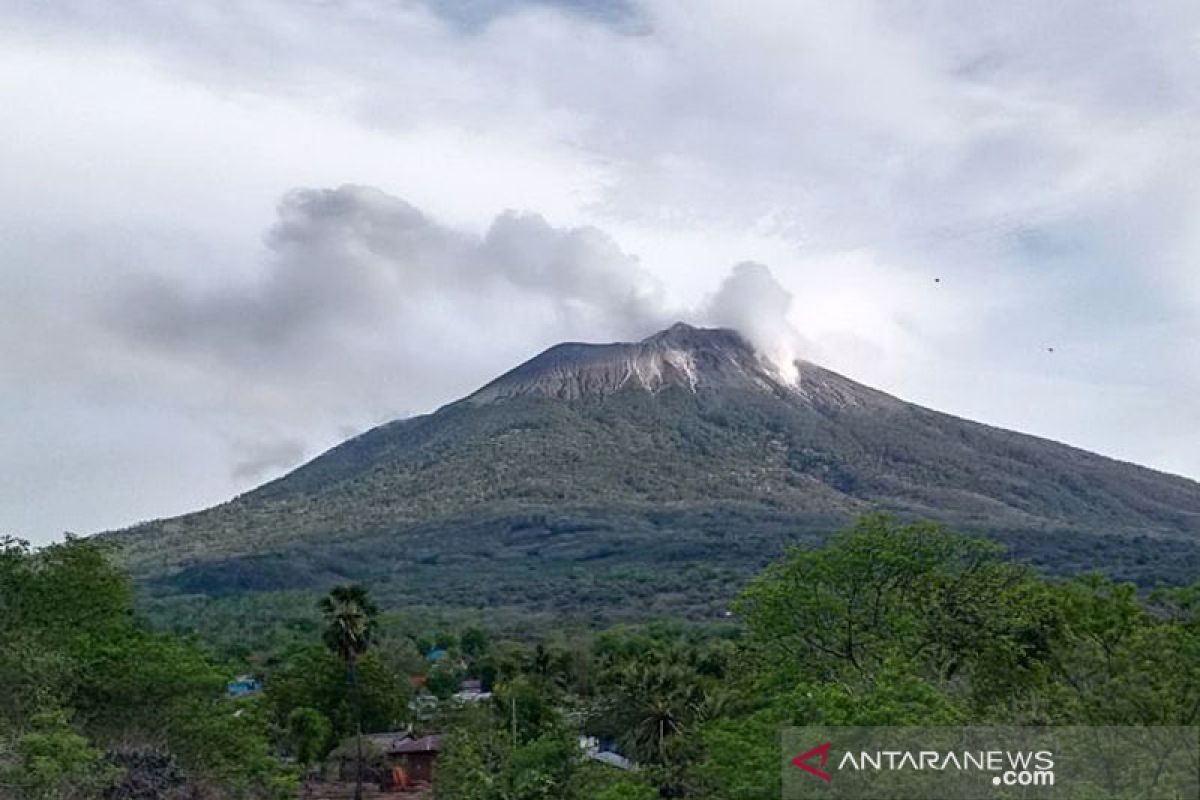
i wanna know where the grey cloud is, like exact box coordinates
[481,210,668,332]
[110,185,671,373]
[115,187,465,366]
[231,437,307,483]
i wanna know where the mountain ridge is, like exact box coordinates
[105,324,1200,617]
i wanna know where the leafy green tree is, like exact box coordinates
[434,710,503,800]
[436,715,584,800]
[319,585,377,800]
[460,627,490,661]
[1,536,294,798]
[493,677,561,745]
[692,516,1051,795]
[287,707,332,767]
[0,710,115,800]
[70,628,225,741]
[0,536,130,730]
[735,515,1043,694]
[569,763,658,800]
[1042,576,1200,726]
[427,666,465,700]
[167,698,296,797]
[267,647,410,741]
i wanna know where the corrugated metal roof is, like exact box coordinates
[390,735,442,754]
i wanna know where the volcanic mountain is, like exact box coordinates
[109,323,1200,618]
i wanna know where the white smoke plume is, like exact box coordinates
[703,261,803,383]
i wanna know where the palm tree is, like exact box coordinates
[320,585,377,800]
[602,657,713,797]
[620,661,702,765]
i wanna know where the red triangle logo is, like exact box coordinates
[791,741,832,781]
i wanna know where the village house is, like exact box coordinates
[328,731,443,792]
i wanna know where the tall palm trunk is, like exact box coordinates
[320,585,376,800]
[349,658,363,800]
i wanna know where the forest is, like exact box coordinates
[2,515,1198,799]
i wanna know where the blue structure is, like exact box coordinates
[226,675,262,697]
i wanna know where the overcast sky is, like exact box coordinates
[2,0,1198,544]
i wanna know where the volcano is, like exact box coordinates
[108,324,1200,618]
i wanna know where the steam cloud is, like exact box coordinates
[704,262,803,383]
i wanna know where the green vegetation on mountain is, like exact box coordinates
[106,327,1200,625]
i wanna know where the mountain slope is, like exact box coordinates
[107,324,1200,617]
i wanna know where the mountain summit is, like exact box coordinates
[468,323,896,412]
[107,324,1200,618]
[467,323,793,402]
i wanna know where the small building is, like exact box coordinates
[225,675,262,697]
[364,731,412,753]
[579,735,635,771]
[329,732,443,790]
[387,735,442,786]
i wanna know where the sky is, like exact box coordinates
[1,0,1198,544]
